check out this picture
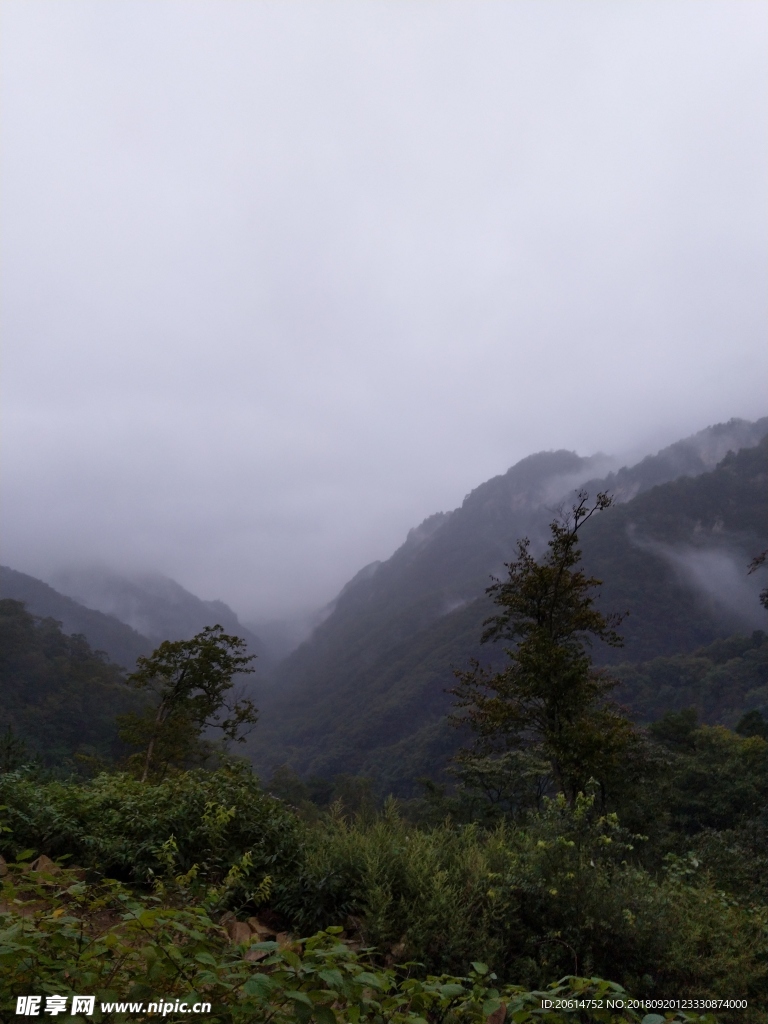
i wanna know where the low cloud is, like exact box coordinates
[2,3,766,620]
[633,539,766,631]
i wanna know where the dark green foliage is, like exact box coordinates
[737,709,768,739]
[267,765,376,821]
[249,433,768,791]
[685,814,768,906]
[119,626,258,781]
[648,708,699,751]
[499,790,768,1002]
[0,725,30,773]
[640,712,768,906]
[1,860,699,1024]
[0,765,298,891]
[649,715,768,835]
[1,764,766,1018]
[244,789,768,1012]
[0,565,153,669]
[613,631,768,727]
[0,599,145,767]
[451,495,639,808]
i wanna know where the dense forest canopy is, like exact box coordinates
[0,599,145,768]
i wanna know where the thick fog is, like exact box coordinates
[2,1,767,621]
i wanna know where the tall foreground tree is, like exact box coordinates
[451,492,637,807]
[118,625,258,782]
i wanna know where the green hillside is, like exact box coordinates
[580,438,768,663]
[48,566,267,662]
[0,599,146,767]
[249,433,768,790]
[0,566,153,670]
[614,630,768,727]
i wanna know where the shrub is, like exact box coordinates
[0,764,299,900]
[0,859,717,1024]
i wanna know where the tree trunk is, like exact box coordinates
[140,701,167,783]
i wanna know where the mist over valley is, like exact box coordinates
[3,415,767,788]
[2,4,768,1012]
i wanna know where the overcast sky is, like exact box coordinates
[1,1,766,621]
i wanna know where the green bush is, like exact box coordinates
[502,793,768,1002]
[273,790,768,1010]
[272,800,520,974]
[0,764,299,896]
[2,770,766,1019]
[0,859,716,1024]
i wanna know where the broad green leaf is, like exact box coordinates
[318,968,344,989]
[243,974,275,997]
[439,983,466,998]
[312,1005,338,1024]
[354,971,386,989]
[195,951,218,966]
[288,990,315,1008]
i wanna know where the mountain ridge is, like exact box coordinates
[0,566,153,670]
[47,567,266,662]
[0,566,267,671]
[248,417,768,788]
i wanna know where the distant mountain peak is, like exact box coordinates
[584,415,768,504]
[0,565,152,670]
[404,512,454,551]
[46,565,265,657]
[250,418,768,789]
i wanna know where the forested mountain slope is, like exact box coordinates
[580,438,768,661]
[0,598,145,765]
[249,422,768,789]
[613,630,768,727]
[48,567,267,661]
[581,415,768,501]
[0,566,152,669]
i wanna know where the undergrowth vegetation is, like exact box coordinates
[0,854,710,1024]
[1,766,766,1022]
